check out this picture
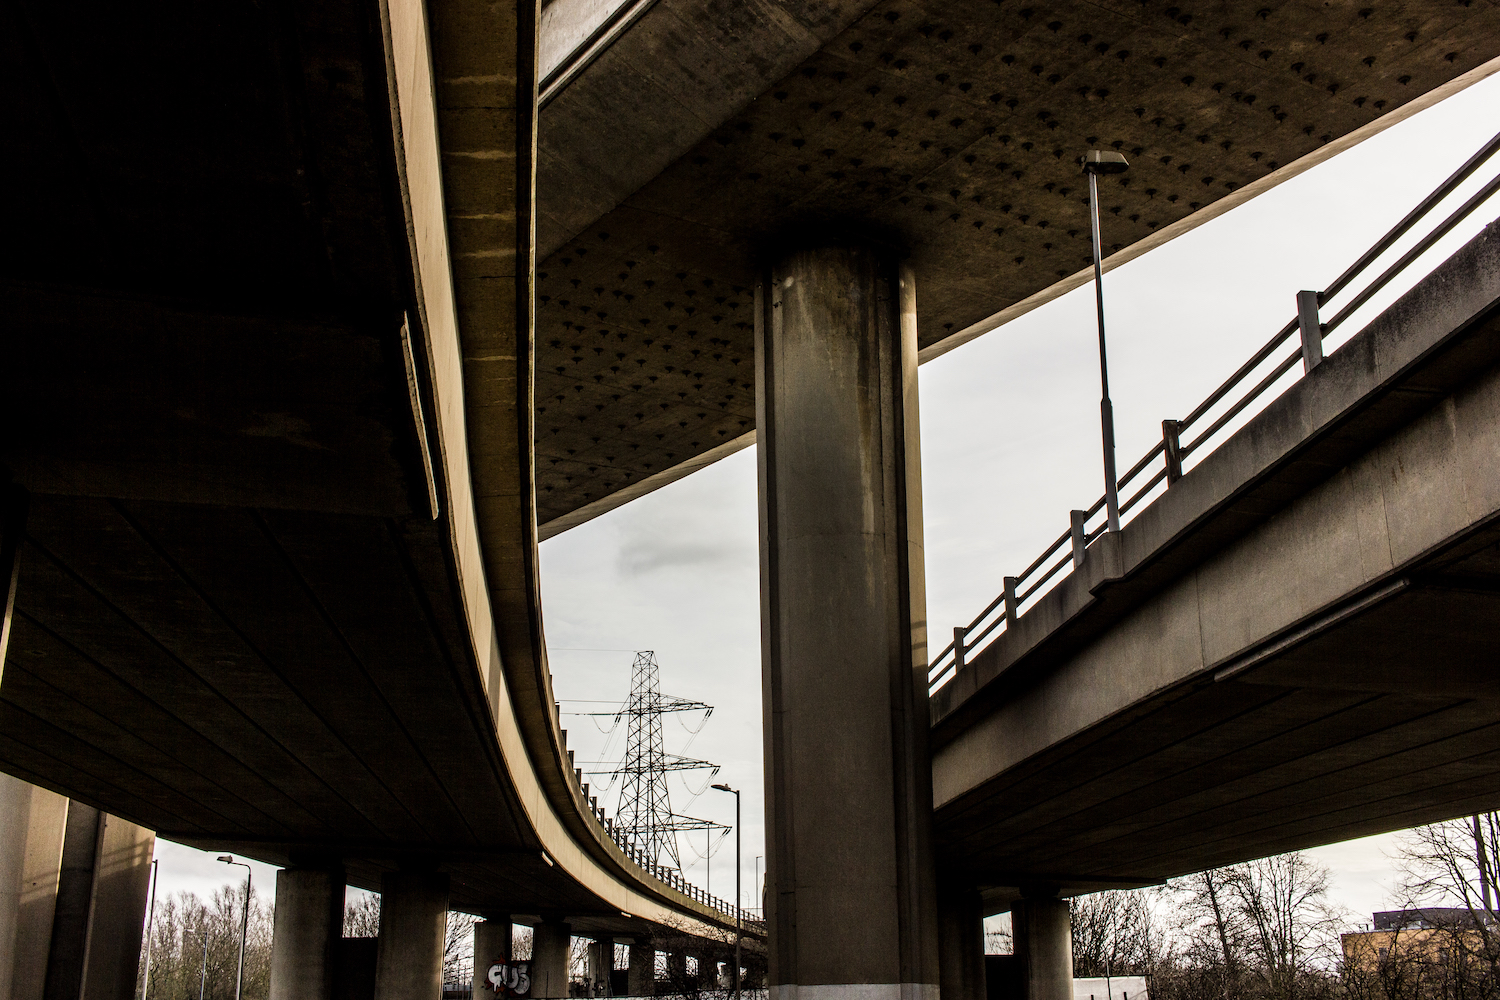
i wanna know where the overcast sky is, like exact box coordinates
[157,68,1500,930]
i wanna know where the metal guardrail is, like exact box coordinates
[928,127,1500,695]
[565,760,763,933]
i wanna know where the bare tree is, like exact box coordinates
[137,885,273,1000]
[344,889,382,938]
[1222,853,1343,1000]
[1071,888,1164,977]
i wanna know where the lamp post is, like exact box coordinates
[142,858,159,1000]
[753,856,762,916]
[198,924,209,1000]
[217,856,251,1000]
[1082,148,1130,534]
[711,783,740,1000]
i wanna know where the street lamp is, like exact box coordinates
[217,856,251,1000]
[1082,148,1130,534]
[710,783,740,1000]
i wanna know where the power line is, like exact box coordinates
[600,651,728,871]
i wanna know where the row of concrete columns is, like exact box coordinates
[0,773,156,1000]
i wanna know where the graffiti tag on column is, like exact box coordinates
[487,961,531,997]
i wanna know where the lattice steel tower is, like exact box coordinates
[606,651,721,870]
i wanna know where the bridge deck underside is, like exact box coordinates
[530,0,1500,522]
[936,527,1500,890]
[0,494,609,916]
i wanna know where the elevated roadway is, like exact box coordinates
[6,0,1500,997]
[1,0,755,975]
[930,220,1500,909]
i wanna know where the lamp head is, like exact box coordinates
[711,783,733,792]
[1080,149,1130,175]
[217,855,234,863]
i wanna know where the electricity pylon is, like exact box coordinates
[588,651,725,870]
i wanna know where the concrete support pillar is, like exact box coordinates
[756,242,939,998]
[0,775,69,1000]
[626,938,654,997]
[937,882,987,1000]
[472,916,512,996]
[1013,895,1073,1000]
[34,801,154,1000]
[373,871,448,1000]
[585,939,610,996]
[270,866,346,1000]
[529,919,570,999]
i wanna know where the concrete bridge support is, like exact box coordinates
[530,919,571,999]
[269,865,346,1000]
[937,882,987,1000]
[585,939,610,995]
[373,871,448,1000]
[472,917,512,994]
[0,785,155,1000]
[1013,895,1073,1000]
[755,242,939,998]
[626,938,654,996]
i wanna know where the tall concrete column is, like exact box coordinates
[585,939,610,996]
[756,242,939,999]
[1012,895,1073,1000]
[626,938,654,997]
[270,866,346,1000]
[529,919,570,999]
[0,775,69,1000]
[472,916,512,996]
[373,871,448,1000]
[937,882,987,1000]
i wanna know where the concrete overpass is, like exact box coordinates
[930,218,1500,902]
[5,0,1500,998]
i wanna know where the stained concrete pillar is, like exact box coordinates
[0,775,69,1000]
[36,801,154,1000]
[472,916,512,996]
[585,939,610,996]
[626,938,654,997]
[756,242,939,998]
[937,882,987,1000]
[529,919,570,999]
[1012,895,1073,1000]
[373,871,448,1000]
[269,866,346,1000]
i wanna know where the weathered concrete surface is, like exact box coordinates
[756,245,937,995]
[1013,897,1073,1000]
[529,0,1500,527]
[931,221,1500,896]
[0,774,67,1000]
[374,872,448,1000]
[270,867,346,1000]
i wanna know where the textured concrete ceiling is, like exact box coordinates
[533,0,1500,530]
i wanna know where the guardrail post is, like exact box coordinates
[1297,290,1324,373]
[1162,419,1183,485]
[1070,510,1088,567]
[953,626,967,671]
[1003,576,1019,625]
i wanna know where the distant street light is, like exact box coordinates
[142,859,159,1000]
[711,783,741,1000]
[217,856,251,1000]
[1082,148,1131,534]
